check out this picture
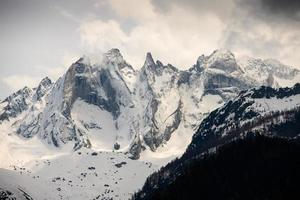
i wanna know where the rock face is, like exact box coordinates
[0,48,299,158]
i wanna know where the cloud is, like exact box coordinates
[31,52,81,81]
[109,0,156,21]
[2,75,41,91]
[47,53,81,78]
[237,0,300,20]
[80,0,224,68]
[81,0,300,69]
[54,5,81,23]
[220,0,300,67]
[0,52,79,97]
[80,19,128,53]
[152,0,235,20]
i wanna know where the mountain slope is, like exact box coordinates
[0,149,157,200]
[134,84,300,199]
[185,83,300,159]
[133,135,300,200]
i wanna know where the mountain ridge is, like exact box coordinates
[0,48,299,159]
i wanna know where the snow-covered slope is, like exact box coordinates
[0,118,159,200]
[0,149,157,200]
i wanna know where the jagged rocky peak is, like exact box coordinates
[34,77,53,101]
[197,54,205,63]
[142,52,178,76]
[140,52,158,81]
[76,55,91,65]
[62,48,134,120]
[143,52,164,69]
[188,49,242,74]
[209,48,235,59]
[206,48,241,73]
[38,76,52,86]
[100,49,136,78]
[263,59,299,78]
[3,86,32,102]
[189,55,206,72]
[145,52,155,66]
[71,56,91,74]
[238,56,299,79]
[0,86,33,122]
[103,48,124,64]
[143,52,157,73]
[106,48,122,58]
[63,56,91,80]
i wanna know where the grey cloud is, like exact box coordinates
[152,0,300,65]
[236,0,300,21]
[223,29,283,57]
[152,0,300,23]
[261,0,300,13]
[152,0,234,19]
[221,0,300,67]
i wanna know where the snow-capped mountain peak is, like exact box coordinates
[34,76,52,101]
[0,48,299,159]
[103,48,125,64]
[76,55,91,65]
[0,86,33,122]
[205,48,241,73]
[209,48,235,59]
[237,55,300,87]
[98,49,136,85]
[144,52,156,69]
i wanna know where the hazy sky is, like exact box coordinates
[1,0,300,98]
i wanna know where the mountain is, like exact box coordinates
[185,83,300,159]
[134,83,300,199]
[238,56,300,87]
[0,49,299,199]
[133,135,300,200]
[1,49,299,159]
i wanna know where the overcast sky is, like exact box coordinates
[1,0,300,98]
